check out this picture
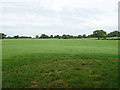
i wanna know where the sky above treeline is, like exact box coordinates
[0,0,118,37]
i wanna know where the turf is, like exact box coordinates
[2,39,118,88]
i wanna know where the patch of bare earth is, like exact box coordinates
[52,79,64,83]
[44,70,62,75]
[89,70,94,74]
[31,79,39,88]
[50,79,69,87]
[95,60,101,62]
[111,60,120,62]
[81,63,88,67]
[61,59,87,62]
[61,59,79,61]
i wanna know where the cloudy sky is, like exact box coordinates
[0,0,118,36]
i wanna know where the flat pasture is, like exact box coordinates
[2,39,118,88]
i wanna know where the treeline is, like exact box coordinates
[0,30,120,40]
[36,34,87,39]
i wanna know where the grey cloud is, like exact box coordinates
[0,0,117,36]
[1,2,104,19]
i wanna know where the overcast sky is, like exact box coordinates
[0,0,118,36]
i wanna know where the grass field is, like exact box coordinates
[2,39,119,88]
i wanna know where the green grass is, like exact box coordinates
[2,39,118,88]
[0,40,2,89]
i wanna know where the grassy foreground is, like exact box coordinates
[2,39,118,88]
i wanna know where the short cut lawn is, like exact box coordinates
[2,39,118,88]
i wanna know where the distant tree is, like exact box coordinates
[87,34,94,38]
[6,36,12,39]
[62,34,70,39]
[93,30,106,40]
[13,35,19,39]
[54,35,57,38]
[0,33,6,39]
[107,30,120,37]
[35,35,39,39]
[50,35,53,38]
[19,36,32,38]
[73,36,78,39]
[69,35,74,38]
[54,35,61,39]
[78,35,82,38]
[82,34,87,38]
[40,34,49,38]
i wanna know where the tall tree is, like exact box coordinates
[0,33,6,39]
[62,34,70,39]
[93,30,106,40]
[54,35,61,39]
[107,30,120,37]
[78,35,82,38]
[35,35,39,38]
[82,34,87,38]
[40,34,49,38]
[87,34,94,38]
[50,35,53,38]
[13,35,19,38]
